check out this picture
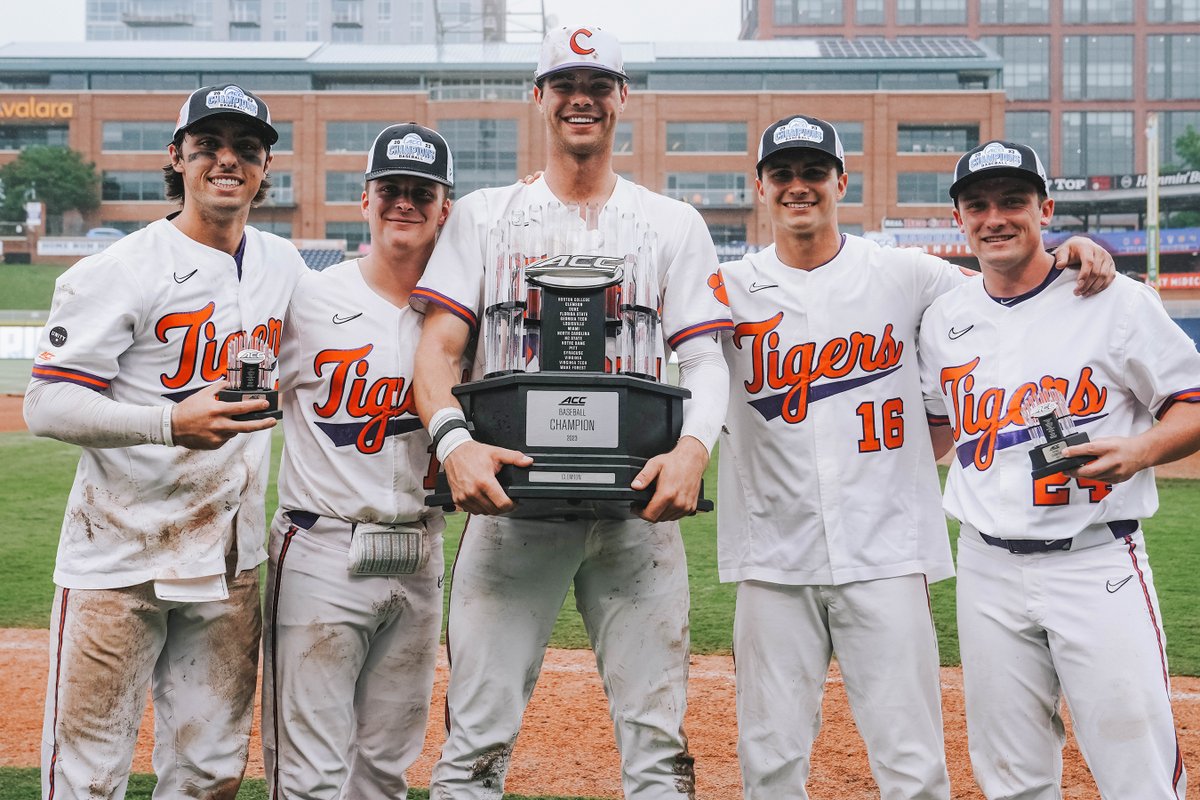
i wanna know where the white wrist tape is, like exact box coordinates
[428,406,466,438]
[436,427,473,463]
[161,405,175,448]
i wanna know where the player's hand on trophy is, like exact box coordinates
[444,440,534,515]
[1062,436,1148,484]
[171,382,275,450]
[631,435,709,523]
[1052,236,1115,297]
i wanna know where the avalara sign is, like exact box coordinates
[0,97,74,119]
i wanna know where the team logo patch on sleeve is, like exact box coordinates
[387,134,438,164]
[707,271,729,306]
[49,326,68,347]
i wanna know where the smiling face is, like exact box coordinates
[534,68,627,158]
[361,174,450,256]
[168,116,271,220]
[756,150,847,241]
[953,175,1054,276]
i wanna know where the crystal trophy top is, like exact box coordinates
[1020,388,1093,478]
[217,332,282,421]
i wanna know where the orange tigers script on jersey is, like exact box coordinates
[734,312,903,423]
[939,358,1108,471]
[311,343,417,454]
[155,302,284,389]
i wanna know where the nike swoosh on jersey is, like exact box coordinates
[1106,575,1133,593]
[748,365,903,422]
[333,312,363,324]
[173,269,199,284]
[748,282,779,293]
[948,325,974,339]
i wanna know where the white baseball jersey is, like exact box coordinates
[410,176,733,373]
[277,259,446,526]
[718,236,966,586]
[31,218,305,589]
[920,269,1200,538]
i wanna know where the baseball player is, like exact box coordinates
[261,122,455,799]
[718,116,1115,799]
[410,26,732,799]
[920,140,1198,799]
[23,84,305,799]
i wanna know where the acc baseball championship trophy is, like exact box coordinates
[1021,388,1094,478]
[426,202,711,519]
[218,332,282,421]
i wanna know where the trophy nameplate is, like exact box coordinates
[426,202,710,519]
[1021,389,1094,479]
[217,332,282,421]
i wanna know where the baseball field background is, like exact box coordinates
[2,262,1199,798]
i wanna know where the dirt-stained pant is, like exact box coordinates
[41,570,260,800]
[735,575,950,800]
[261,512,445,800]
[430,515,696,800]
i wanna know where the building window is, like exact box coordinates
[615,122,634,155]
[1005,112,1051,174]
[829,121,864,153]
[1160,111,1200,169]
[378,0,391,22]
[765,73,878,91]
[855,0,885,25]
[709,224,748,260]
[332,25,364,42]
[326,171,364,203]
[843,176,864,204]
[0,124,69,150]
[229,24,259,39]
[273,0,287,20]
[982,36,1050,100]
[264,171,293,206]
[201,73,310,90]
[774,0,843,25]
[102,171,164,201]
[1063,0,1133,23]
[896,0,967,25]
[980,0,1048,23]
[101,122,174,151]
[326,121,394,152]
[1149,0,1200,22]
[1062,36,1133,101]
[1148,35,1200,100]
[90,73,198,90]
[878,73,961,91]
[664,173,750,207]
[411,0,425,39]
[665,122,747,154]
[326,221,369,251]
[438,119,519,196]
[897,172,955,204]
[251,220,292,237]
[1061,112,1133,176]
[897,124,979,154]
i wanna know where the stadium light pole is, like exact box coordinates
[1146,111,1160,292]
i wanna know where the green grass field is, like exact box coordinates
[0,263,66,310]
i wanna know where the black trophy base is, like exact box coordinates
[424,372,712,520]
[217,388,282,421]
[1029,431,1094,478]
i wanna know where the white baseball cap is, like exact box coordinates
[534,26,627,85]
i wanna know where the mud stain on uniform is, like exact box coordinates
[469,738,516,790]
[673,750,696,798]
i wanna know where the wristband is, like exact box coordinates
[431,418,469,453]
[161,404,175,448]
[429,407,466,438]
[436,426,473,463]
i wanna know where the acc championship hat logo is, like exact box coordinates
[757,115,845,174]
[535,26,627,85]
[174,83,278,145]
[950,139,1048,199]
[365,122,454,187]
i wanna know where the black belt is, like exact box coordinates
[979,519,1138,554]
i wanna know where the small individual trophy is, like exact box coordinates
[426,201,708,519]
[1021,388,1094,478]
[218,332,282,421]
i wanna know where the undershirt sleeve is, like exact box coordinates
[675,333,729,453]
[23,378,170,448]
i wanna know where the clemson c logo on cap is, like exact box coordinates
[570,28,595,55]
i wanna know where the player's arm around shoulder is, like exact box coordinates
[413,304,531,516]
[1049,235,1115,296]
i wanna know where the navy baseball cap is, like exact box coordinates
[174,84,278,146]
[950,140,1048,200]
[365,123,454,188]
[535,26,627,85]
[756,115,846,175]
